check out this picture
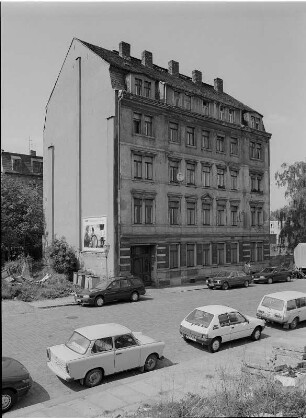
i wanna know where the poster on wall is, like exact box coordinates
[82,217,107,252]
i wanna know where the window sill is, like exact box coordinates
[186,145,197,148]
[218,186,226,189]
[169,140,181,145]
[216,151,225,155]
[201,148,212,152]
[134,133,155,140]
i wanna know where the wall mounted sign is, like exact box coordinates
[82,217,107,252]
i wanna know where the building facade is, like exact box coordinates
[43,39,271,286]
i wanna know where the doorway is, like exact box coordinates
[131,245,154,285]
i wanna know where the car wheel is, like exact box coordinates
[289,317,299,330]
[2,389,17,412]
[94,296,104,307]
[267,278,273,284]
[286,276,291,282]
[222,282,229,290]
[209,338,221,353]
[84,368,103,388]
[131,291,139,302]
[244,280,249,288]
[251,326,262,341]
[144,354,158,372]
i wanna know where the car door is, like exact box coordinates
[296,297,306,321]
[88,337,115,376]
[217,314,231,343]
[114,334,141,373]
[228,312,251,341]
[120,278,132,300]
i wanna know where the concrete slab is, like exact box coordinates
[86,391,127,411]
[126,380,162,397]
[65,398,104,417]
[104,384,149,404]
[43,404,83,417]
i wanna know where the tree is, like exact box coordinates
[275,161,306,250]
[1,175,44,259]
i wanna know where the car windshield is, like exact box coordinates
[185,309,214,328]
[261,296,284,311]
[213,271,231,278]
[66,332,91,354]
[261,268,275,273]
[94,282,108,290]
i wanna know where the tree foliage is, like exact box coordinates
[1,175,44,258]
[46,237,79,278]
[275,161,306,249]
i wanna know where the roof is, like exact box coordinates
[77,39,259,114]
[75,323,132,340]
[263,291,306,301]
[1,151,43,177]
[195,305,237,315]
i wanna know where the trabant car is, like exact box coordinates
[180,305,265,353]
[47,323,165,387]
[256,291,306,329]
[206,270,253,290]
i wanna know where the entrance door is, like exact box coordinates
[131,246,153,285]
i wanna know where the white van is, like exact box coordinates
[256,291,306,330]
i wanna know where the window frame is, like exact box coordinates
[186,126,195,147]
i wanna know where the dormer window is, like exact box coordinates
[202,100,209,116]
[135,78,142,96]
[229,109,234,123]
[173,90,180,106]
[184,94,191,110]
[219,106,225,121]
[11,157,21,172]
[32,159,43,174]
[144,81,151,98]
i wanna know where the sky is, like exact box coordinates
[2,1,306,211]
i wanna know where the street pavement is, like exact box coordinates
[3,280,306,417]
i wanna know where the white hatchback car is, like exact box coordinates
[180,305,265,353]
[47,323,165,387]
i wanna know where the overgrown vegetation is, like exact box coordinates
[46,237,79,278]
[129,369,306,418]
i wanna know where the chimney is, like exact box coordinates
[119,41,130,59]
[141,50,153,67]
[30,150,36,156]
[192,70,202,85]
[214,78,223,93]
[168,60,179,76]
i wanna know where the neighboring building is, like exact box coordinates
[1,149,43,191]
[270,220,289,256]
[43,39,272,286]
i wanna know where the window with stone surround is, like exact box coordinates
[230,138,238,155]
[202,165,211,187]
[168,198,180,225]
[144,81,151,98]
[170,244,179,269]
[187,243,195,267]
[186,127,195,147]
[186,162,196,185]
[135,78,142,96]
[201,131,211,150]
[169,159,180,183]
[169,122,179,143]
[186,200,196,225]
[216,136,225,153]
[217,167,226,189]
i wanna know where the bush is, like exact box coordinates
[46,237,79,279]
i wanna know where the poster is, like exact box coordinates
[82,217,107,252]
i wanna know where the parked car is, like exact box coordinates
[253,267,293,284]
[256,291,306,329]
[74,276,146,307]
[180,305,265,353]
[206,270,253,290]
[2,357,32,412]
[47,323,165,387]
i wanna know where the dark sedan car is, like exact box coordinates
[206,270,253,290]
[2,357,32,412]
[253,267,293,284]
[74,276,146,307]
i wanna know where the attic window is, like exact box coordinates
[11,157,21,172]
[32,159,43,174]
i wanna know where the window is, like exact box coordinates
[203,244,210,266]
[115,334,137,349]
[144,156,153,180]
[231,206,238,226]
[169,160,180,183]
[256,143,262,159]
[187,201,196,225]
[217,205,226,226]
[174,91,180,106]
[135,78,142,96]
[229,312,246,324]
[108,280,120,290]
[230,170,238,190]
[133,113,142,134]
[134,198,142,224]
[231,243,238,263]
[230,138,238,155]
[255,118,260,130]
[219,314,230,327]
[250,174,262,192]
[287,300,297,311]
[250,141,262,160]
[32,160,43,174]
[296,297,306,308]
[251,207,256,226]
[187,244,195,267]
[202,203,211,225]
[219,106,225,120]
[251,116,255,129]
[185,94,191,110]
[201,131,211,150]
[250,141,256,158]
[186,127,195,146]
[202,101,209,116]
[169,122,179,143]
[144,81,151,98]
[202,165,211,187]
[250,242,263,262]
[92,337,113,354]
[229,109,234,123]
[120,279,131,288]
[186,162,196,185]
[216,136,225,153]
[133,154,142,179]
[169,199,180,225]
[257,242,263,261]
[12,158,21,172]
[170,244,179,269]
[257,208,263,226]
[144,116,153,136]
[217,168,225,188]
[145,199,153,224]
[217,243,225,265]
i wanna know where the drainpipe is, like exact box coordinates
[76,57,82,251]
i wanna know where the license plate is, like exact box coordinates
[186,334,196,342]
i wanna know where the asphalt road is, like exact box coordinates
[2,279,306,411]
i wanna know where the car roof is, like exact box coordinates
[75,323,132,340]
[193,305,237,315]
[263,291,306,301]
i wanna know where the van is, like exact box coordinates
[256,291,306,330]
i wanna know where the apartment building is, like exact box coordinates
[43,39,271,286]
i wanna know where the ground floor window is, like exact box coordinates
[250,242,263,262]
[203,244,210,266]
[217,243,225,265]
[170,244,179,269]
[187,244,195,267]
[231,243,238,263]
